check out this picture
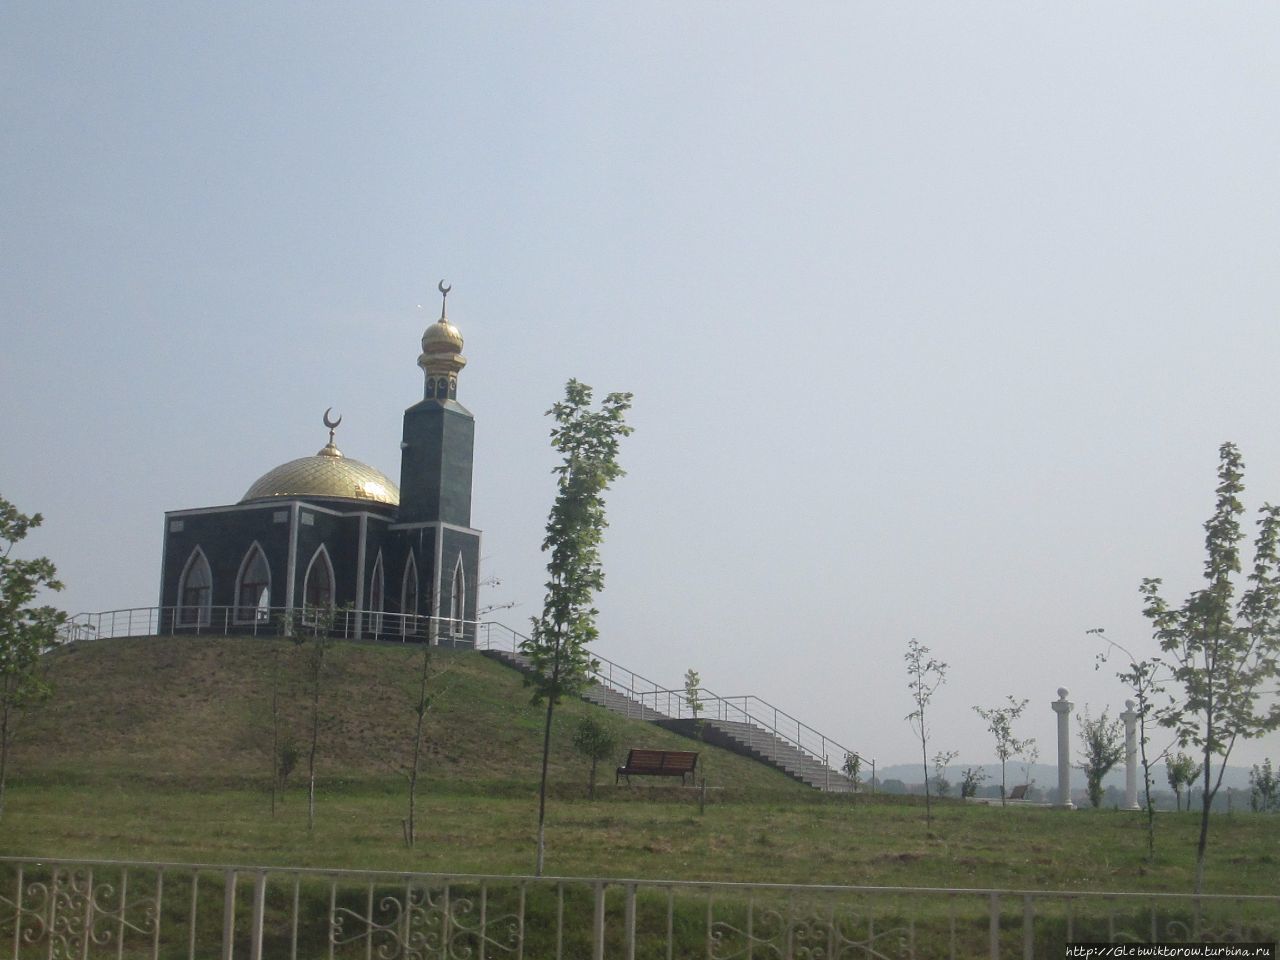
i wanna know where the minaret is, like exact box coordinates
[397,281,475,525]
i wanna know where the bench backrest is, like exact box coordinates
[624,749,698,774]
[1008,784,1029,800]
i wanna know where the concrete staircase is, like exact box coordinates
[481,647,668,721]
[699,718,855,793]
[480,647,854,792]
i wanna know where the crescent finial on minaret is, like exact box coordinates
[437,280,451,320]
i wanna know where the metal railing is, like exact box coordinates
[62,607,869,790]
[472,621,870,789]
[62,606,483,648]
[1,857,1275,960]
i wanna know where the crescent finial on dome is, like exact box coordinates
[319,408,344,458]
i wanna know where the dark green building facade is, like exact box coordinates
[159,297,482,645]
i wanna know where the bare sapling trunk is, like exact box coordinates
[406,639,434,847]
[534,647,561,877]
[270,647,280,817]
[904,639,947,832]
[0,703,10,820]
[307,634,325,833]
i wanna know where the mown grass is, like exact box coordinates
[1,635,1276,898]
[4,777,1277,895]
[14,635,802,793]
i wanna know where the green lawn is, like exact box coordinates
[1,635,1276,896]
[4,778,1276,895]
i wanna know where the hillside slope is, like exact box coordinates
[14,635,803,795]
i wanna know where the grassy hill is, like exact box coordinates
[11,634,803,794]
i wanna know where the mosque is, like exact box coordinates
[157,285,481,645]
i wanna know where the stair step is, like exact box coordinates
[479,647,855,792]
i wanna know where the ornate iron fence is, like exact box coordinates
[1,857,1275,960]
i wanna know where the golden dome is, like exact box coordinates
[241,443,400,506]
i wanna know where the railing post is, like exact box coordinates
[190,872,200,960]
[222,870,238,960]
[624,883,637,960]
[592,882,606,960]
[1022,895,1034,960]
[989,892,1000,960]
[249,872,266,960]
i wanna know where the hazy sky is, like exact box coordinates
[4,3,1279,770]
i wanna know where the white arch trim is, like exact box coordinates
[177,546,213,627]
[369,550,385,635]
[233,541,272,624]
[449,552,466,637]
[302,544,336,624]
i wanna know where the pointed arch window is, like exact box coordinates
[449,555,466,637]
[302,545,335,625]
[401,552,419,639]
[177,548,212,627]
[234,543,272,623]
[369,552,385,636]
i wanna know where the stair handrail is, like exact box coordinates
[634,685,870,775]
[476,622,870,777]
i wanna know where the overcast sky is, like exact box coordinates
[3,3,1279,770]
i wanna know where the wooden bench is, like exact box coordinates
[1008,784,1029,801]
[616,748,699,785]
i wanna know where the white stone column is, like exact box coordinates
[1052,688,1075,809]
[1120,699,1140,810]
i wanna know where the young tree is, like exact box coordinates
[278,738,300,792]
[0,497,66,819]
[904,638,947,829]
[932,749,959,798]
[1249,758,1278,813]
[959,766,988,799]
[1165,751,1201,812]
[1018,742,1040,795]
[404,637,441,846]
[572,715,617,800]
[521,380,632,876]
[683,667,703,731]
[842,751,862,796]
[1091,629,1170,860]
[295,604,337,833]
[683,667,709,812]
[1076,707,1125,809]
[1140,443,1280,892]
[973,696,1034,807]
[270,646,282,817]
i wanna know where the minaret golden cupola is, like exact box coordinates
[418,280,466,402]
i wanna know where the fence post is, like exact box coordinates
[1022,895,1034,960]
[189,873,200,960]
[249,872,266,960]
[222,870,238,960]
[592,882,606,960]
[988,892,1000,960]
[624,883,637,960]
